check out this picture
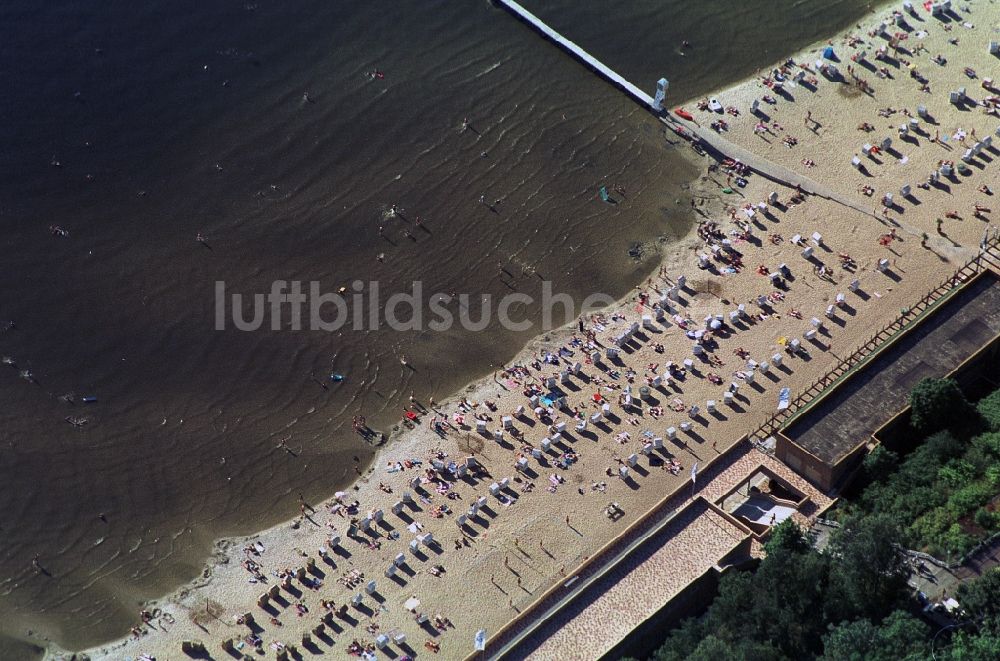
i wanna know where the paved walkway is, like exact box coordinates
[662,113,968,251]
[663,115,858,204]
[661,114,902,225]
[955,536,1000,581]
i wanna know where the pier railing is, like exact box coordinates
[750,236,1000,444]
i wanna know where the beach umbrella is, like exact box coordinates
[823,46,835,60]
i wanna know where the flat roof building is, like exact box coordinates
[777,270,1000,491]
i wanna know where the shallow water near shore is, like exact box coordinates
[0,0,875,655]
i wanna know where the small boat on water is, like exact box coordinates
[708,98,723,112]
[673,108,694,121]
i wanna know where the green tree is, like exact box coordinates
[826,515,910,621]
[943,628,1000,660]
[956,567,1000,624]
[939,523,976,558]
[749,547,831,658]
[986,465,1000,489]
[908,507,952,552]
[765,519,811,555]
[650,545,832,661]
[820,610,929,661]
[684,635,788,661]
[909,378,974,435]
[973,432,1000,460]
[939,459,977,490]
[974,508,997,531]
[861,445,899,486]
[977,390,1000,432]
[947,482,993,518]
[649,618,706,661]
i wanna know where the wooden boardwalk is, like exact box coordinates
[662,114,885,221]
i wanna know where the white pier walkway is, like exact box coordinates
[497,0,655,108]
[498,0,884,225]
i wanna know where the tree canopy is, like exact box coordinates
[640,518,1000,661]
[824,515,909,621]
[636,385,1000,661]
[957,567,1000,626]
[909,378,976,435]
[820,611,929,661]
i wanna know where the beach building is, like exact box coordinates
[477,246,1000,660]
[777,268,1000,492]
[479,442,833,660]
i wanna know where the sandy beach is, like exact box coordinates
[54,2,1000,660]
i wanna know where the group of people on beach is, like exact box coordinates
[110,6,1000,659]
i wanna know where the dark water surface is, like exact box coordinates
[0,0,874,654]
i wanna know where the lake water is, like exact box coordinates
[0,0,875,654]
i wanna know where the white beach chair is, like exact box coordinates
[777,387,791,411]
